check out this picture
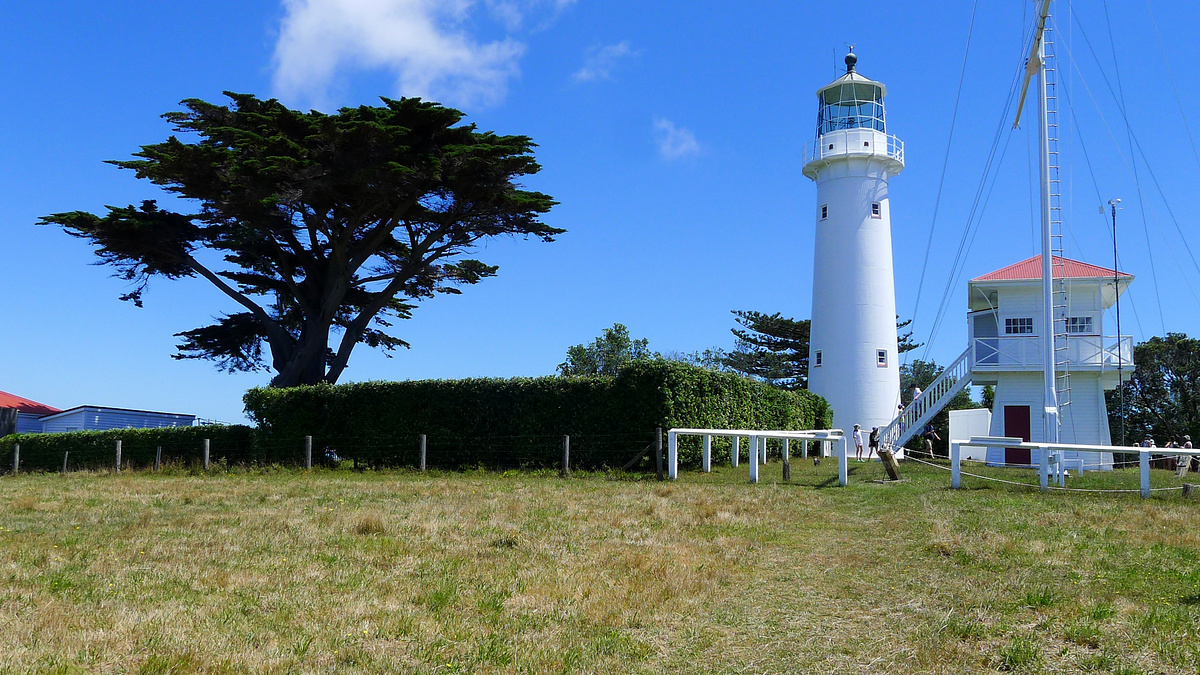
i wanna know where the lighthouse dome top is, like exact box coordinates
[814,53,888,137]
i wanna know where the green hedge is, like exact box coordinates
[1,425,255,473]
[243,361,831,468]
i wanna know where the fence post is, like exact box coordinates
[1140,450,1150,499]
[761,437,768,465]
[62,451,69,475]
[11,443,18,475]
[1039,446,1049,492]
[155,446,161,472]
[305,435,313,470]
[203,438,210,471]
[114,440,122,473]
[731,436,740,468]
[838,438,848,487]
[702,434,711,473]
[419,434,427,472]
[667,431,678,480]
[561,435,570,478]
[782,438,791,481]
[655,428,663,481]
[951,442,961,489]
[749,435,759,484]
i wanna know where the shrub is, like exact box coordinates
[1,425,255,473]
[243,361,830,469]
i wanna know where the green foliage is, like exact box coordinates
[1,425,255,472]
[900,359,980,455]
[244,360,831,468]
[722,311,810,389]
[1108,333,1200,447]
[558,323,655,376]
[721,312,921,390]
[40,93,558,387]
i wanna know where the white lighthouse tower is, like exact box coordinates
[804,50,905,436]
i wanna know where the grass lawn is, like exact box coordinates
[0,458,1197,673]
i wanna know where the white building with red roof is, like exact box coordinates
[968,254,1133,468]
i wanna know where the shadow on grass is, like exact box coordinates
[1179,593,1200,606]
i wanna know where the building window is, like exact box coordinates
[871,202,881,218]
[877,349,888,367]
[814,350,823,367]
[820,204,828,220]
[1066,316,1094,334]
[1005,317,1034,335]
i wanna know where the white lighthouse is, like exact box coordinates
[804,50,905,436]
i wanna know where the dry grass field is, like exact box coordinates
[0,459,1197,674]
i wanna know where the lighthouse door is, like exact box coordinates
[1003,405,1032,465]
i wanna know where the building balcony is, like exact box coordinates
[970,335,1133,372]
[802,129,904,179]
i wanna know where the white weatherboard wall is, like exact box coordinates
[949,408,991,461]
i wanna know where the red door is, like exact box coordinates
[1004,405,1032,465]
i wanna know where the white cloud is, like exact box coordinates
[273,0,576,109]
[485,0,576,30]
[653,118,701,160]
[572,41,633,82]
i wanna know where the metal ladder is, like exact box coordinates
[1044,23,1072,432]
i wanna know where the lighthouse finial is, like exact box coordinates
[845,46,857,73]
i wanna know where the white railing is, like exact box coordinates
[666,428,847,485]
[802,132,904,165]
[950,436,1197,498]
[879,347,973,453]
[972,335,1132,370]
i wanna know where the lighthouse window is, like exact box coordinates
[876,349,888,367]
[814,350,823,367]
[1066,316,1094,334]
[820,204,828,220]
[1005,317,1035,334]
[871,202,881,218]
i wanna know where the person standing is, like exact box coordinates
[868,426,880,460]
[853,424,864,461]
[922,423,940,458]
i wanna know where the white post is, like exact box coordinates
[760,436,768,464]
[203,438,210,470]
[731,437,740,467]
[749,435,759,483]
[62,451,69,474]
[114,440,122,473]
[1140,449,1150,499]
[702,434,711,473]
[154,446,161,471]
[419,434,427,471]
[951,441,961,489]
[782,438,791,482]
[667,431,678,480]
[562,435,570,478]
[803,440,809,461]
[838,437,848,487]
[1039,445,1049,491]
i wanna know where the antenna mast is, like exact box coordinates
[1014,0,1060,444]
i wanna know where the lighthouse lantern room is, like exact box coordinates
[804,50,905,437]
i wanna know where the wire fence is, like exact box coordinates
[4,430,662,475]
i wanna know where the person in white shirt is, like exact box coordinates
[853,424,864,461]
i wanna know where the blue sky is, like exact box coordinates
[3,0,1199,423]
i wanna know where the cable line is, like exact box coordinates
[908,0,981,364]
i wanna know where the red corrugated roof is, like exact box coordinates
[0,390,61,416]
[972,255,1132,282]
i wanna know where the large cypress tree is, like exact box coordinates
[42,93,558,387]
